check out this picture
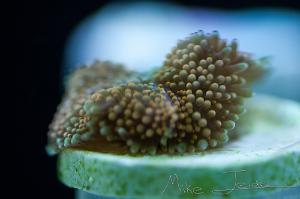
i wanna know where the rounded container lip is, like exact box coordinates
[57,95,300,198]
[62,145,299,168]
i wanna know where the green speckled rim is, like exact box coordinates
[57,95,300,199]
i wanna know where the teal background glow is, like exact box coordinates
[65,2,300,101]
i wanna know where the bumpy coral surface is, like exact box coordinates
[47,31,266,155]
[66,61,134,95]
[47,61,134,153]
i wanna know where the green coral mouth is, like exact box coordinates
[57,94,300,199]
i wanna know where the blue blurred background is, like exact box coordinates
[65,2,300,101]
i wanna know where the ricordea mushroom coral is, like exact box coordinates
[153,30,266,152]
[47,31,266,155]
[65,60,134,95]
[47,61,135,154]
